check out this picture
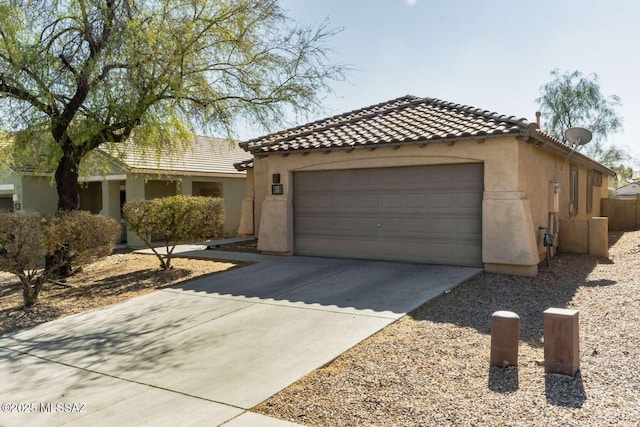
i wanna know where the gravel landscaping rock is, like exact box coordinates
[255,230,640,426]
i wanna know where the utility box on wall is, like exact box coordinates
[549,182,560,213]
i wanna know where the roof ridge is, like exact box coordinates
[422,97,530,128]
[242,95,421,148]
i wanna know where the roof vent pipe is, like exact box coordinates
[535,111,541,129]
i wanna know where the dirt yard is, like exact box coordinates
[0,253,246,335]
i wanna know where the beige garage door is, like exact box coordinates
[293,163,483,266]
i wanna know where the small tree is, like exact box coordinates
[536,69,627,167]
[123,196,223,270]
[612,165,634,184]
[0,211,120,307]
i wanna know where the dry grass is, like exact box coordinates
[0,253,246,336]
[255,230,640,426]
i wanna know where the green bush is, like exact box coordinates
[0,211,120,307]
[123,195,224,270]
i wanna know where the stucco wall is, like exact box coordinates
[558,219,589,254]
[218,177,246,237]
[99,180,125,243]
[179,176,246,238]
[254,138,519,228]
[602,196,640,230]
[20,176,58,214]
[145,179,178,200]
[239,169,255,236]
[517,143,609,257]
[79,182,103,214]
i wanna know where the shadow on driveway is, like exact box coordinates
[170,256,481,316]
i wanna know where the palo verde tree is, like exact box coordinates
[0,0,343,211]
[536,69,627,167]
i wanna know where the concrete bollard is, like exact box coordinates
[490,311,520,367]
[543,308,580,376]
[588,217,608,258]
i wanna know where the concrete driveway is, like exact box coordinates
[0,250,481,427]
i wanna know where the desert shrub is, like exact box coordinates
[123,195,223,270]
[0,211,120,307]
[47,211,120,265]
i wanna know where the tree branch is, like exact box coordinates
[55,0,117,140]
[0,74,56,116]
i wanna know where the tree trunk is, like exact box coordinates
[50,147,83,277]
[22,283,37,307]
[54,149,82,211]
[21,276,44,308]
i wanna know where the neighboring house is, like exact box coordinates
[0,168,17,212]
[1,135,248,247]
[616,181,640,200]
[235,95,615,276]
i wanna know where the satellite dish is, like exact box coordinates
[564,127,592,147]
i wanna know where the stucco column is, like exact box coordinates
[99,181,119,218]
[252,160,268,236]
[483,191,539,276]
[257,195,293,254]
[100,180,123,243]
[125,174,147,248]
[588,217,608,257]
[179,178,193,196]
[238,169,255,236]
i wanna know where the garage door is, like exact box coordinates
[293,164,483,266]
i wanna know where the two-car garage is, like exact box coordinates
[242,95,614,276]
[293,163,484,267]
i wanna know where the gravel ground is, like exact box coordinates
[255,230,640,426]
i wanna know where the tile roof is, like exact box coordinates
[233,159,254,171]
[103,135,247,176]
[241,95,557,155]
[3,136,247,177]
[0,142,52,174]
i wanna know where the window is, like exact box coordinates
[570,165,579,216]
[587,170,593,213]
[593,171,603,187]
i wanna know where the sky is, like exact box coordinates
[247,0,640,167]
